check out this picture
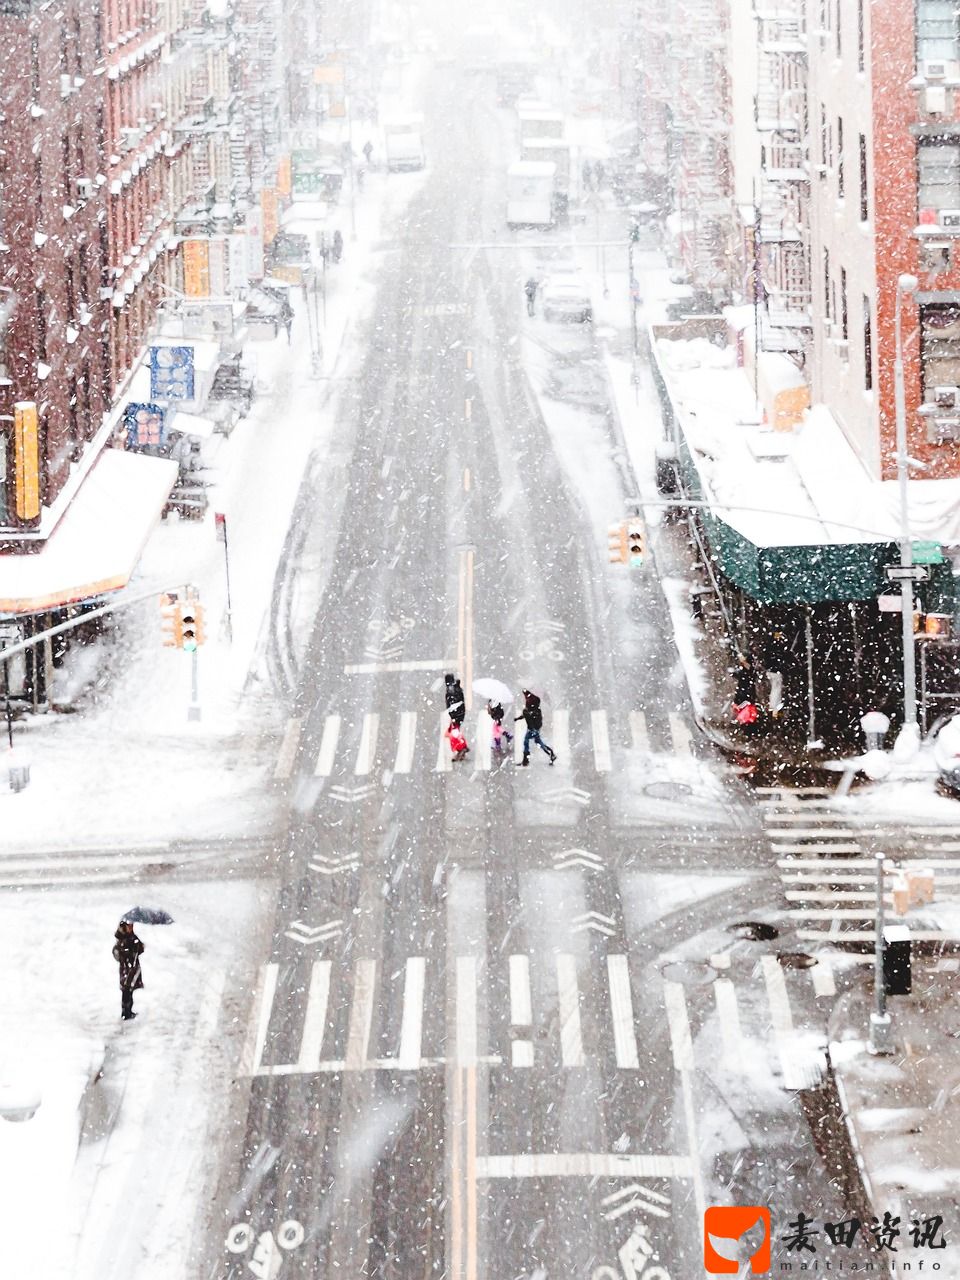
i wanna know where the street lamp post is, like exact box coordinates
[894,272,920,739]
[868,851,894,1054]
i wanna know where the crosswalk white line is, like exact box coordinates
[345,959,376,1069]
[436,715,453,772]
[514,720,525,764]
[556,953,584,1067]
[668,712,693,757]
[457,956,478,1065]
[713,978,744,1072]
[477,710,493,771]
[607,955,639,1069]
[394,712,417,774]
[354,713,380,775]
[247,962,278,1075]
[552,709,570,760]
[509,954,534,1068]
[760,955,814,1090]
[591,710,612,772]
[663,981,694,1070]
[298,960,331,1070]
[274,717,302,781]
[314,714,341,777]
[629,710,650,753]
[811,959,836,998]
[240,963,274,1076]
[397,957,425,1069]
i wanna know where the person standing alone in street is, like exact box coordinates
[515,689,556,766]
[113,920,144,1021]
[524,277,539,316]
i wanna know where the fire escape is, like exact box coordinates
[754,4,811,352]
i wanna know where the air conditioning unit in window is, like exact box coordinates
[925,85,948,114]
[75,177,94,200]
[940,209,960,228]
[924,59,949,80]
[834,338,850,360]
[929,415,960,443]
[934,385,960,409]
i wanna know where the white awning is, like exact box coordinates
[0,450,178,615]
[169,410,216,438]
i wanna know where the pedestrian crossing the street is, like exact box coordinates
[283,707,702,783]
[758,786,960,944]
[239,943,823,1088]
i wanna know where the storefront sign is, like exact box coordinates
[150,346,195,401]
[183,238,210,298]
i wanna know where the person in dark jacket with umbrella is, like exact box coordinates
[515,689,557,766]
[445,674,466,726]
[113,920,145,1021]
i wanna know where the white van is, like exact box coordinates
[507,160,556,229]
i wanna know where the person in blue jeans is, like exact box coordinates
[515,689,557,766]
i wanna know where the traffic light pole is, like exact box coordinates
[188,648,201,722]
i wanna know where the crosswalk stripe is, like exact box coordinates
[240,963,273,1076]
[457,956,478,1065]
[591,710,612,772]
[811,959,836,998]
[713,978,744,1071]
[663,981,694,1070]
[514,720,525,763]
[247,962,278,1075]
[629,710,649,753]
[556,953,584,1067]
[761,955,813,1090]
[274,717,302,781]
[345,959,376,1069]
[355,713,380,775]
[314,714,341,777]
[395,712,417,774]
[436,715,453,772]
[509,954,534,1068]
[668,712,693,756]
[552,709,570,760]
[772,843,862,855]
[397,957,425,1069]
[477,710,492,771]
[607,955,639,1069]
[298,960,331,1070]
[765,827,853,838]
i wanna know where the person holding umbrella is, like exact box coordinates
[515,689,557,767]
[112,920,145,1021]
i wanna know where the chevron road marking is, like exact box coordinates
[544,785,591,806]
[556,953,584,1067]
[308,852,360,876]
[552,848,604,871]
[601,1183,671,1222]
[329,781,378,803]
[571,910,616,937]
[591,709,611,772]
[314,714,341,777]
[509,954,534,1068]
[273,717,302,781]
[607,955,639,1069]
[354,713,380,775]
[284,919,344,946]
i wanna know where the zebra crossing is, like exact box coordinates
[758,786,960,943]
[274,707,702,782]
[239,943,823,1088]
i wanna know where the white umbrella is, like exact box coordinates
[472,678,514,706]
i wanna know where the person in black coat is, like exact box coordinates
[515,689,557,766]
[113,920,145,1021]
[444,674,466,726]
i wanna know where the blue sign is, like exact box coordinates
[123,402,167,448]
[150,345,195,401]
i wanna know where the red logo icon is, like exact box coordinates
[704,1206,771,1274]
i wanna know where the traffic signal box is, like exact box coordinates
[608,521,645,567]
[608,522,628,564]
[160,592,206,650]
[627,522,645,567]
[180,603,206,652]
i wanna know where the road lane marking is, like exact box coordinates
[298,960,331,1070]
[344,658,457,674]
[761,954,813,1089]
[509,953,534,1067]
[273,718,302,780]
[464,397,472,419]
[354,713,379,775]
[629,710,649,753]
[436,714,453,772]
[380,456,392,479]
[394,711,417,774]
[663,980,694,1070]
[514,721,525,763]
[456,955,478,1065]
[466,348,473,369]
[345,958,376,1070]
[475,1154,693,1179]
[463,467,471,491]
[465,549,474,707]
[607,955,639,1069]
[591,709,612,771]
[668,712,693,756]
[556,953,584,1067]
[243,963,278,1075]
[466,1066,478,1280]
[713,978,744,1072]
[397,956,425,1069]
[314,714,341,776]
[552,709,570,759]
[451,1064,464,1280]
[477,709,492,771]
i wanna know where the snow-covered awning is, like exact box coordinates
[0,450,177,615]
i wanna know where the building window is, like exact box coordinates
[863,296,872,390]
[918,138,960,213]
[824,248,831,318]
[841,268,848,338]
[859,133,868,220]
[837,118,844,197]
[921,304,960,398]
[820,104,827,167]
[835,0,842,56]
[917,0,960,62]
[857,0,865,71]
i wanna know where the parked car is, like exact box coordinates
[540,275,593,323]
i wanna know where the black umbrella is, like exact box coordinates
[122,906,175,925]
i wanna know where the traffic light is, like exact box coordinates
[180,602,205,653]
[159,593,183,647]
[627,522,645,567]
[608,522,628,564]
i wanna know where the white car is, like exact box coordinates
[540,275,593,323]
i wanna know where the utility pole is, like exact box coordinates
[894,272,920,741]
[869,851,894,1053]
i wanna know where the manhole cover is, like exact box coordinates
[778,952,817,970]
[659,961,717,987]
[644,781,694,800]
[727,920,780,942]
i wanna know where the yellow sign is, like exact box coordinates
[14,401,40,521]
[182,238,210,298]
[314,63,345,85]
[277,154,292,196]
[261,188,280,246]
